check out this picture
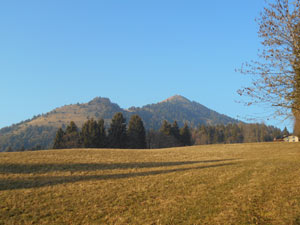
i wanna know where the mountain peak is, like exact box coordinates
[161,95,190,103]
[88,97,111,105]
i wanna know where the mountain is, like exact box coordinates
[128,95,238,129]
[0,95,239,151]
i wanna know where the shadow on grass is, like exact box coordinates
[0,162,237,191]
[0,159,239,174]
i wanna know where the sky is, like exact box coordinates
[0,0,294,131]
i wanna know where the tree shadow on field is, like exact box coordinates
[0,159,238,174]
[0,162,238,191]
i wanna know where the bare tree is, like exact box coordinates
[238,0,300,135]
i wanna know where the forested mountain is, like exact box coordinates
[128,95,238,129]
[0,95,240,151]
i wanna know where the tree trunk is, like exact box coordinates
[294,110,300,136]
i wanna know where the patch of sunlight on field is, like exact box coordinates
[1,142,300,224]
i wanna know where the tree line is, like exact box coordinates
[52,112,288,150]
[54,113,146,149]
[53,112,192,149]
[191,123,289,145]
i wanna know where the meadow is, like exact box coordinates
[1,142,300,224]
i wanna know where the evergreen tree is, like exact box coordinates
[96,119,106,148]
[213,127,219,144]
[180,122,191,146]
[282,127,290,137]
[53,128,65,149]
[81,120,90,148]
[217,125,225,143]
[159,120,172,136]
[81,118,106,148]
[171,121,181,143]
[66,121,78,134]
[127,115,146,149]
[64,121,80,148]
[158,120,183,147]
[81,119,95,148]
[207,126,214,144]
[108,112,127,148]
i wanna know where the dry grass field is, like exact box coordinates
[1,142,300,224]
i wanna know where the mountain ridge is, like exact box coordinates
[0,95,240,151]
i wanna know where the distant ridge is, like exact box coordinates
[0,95,239,151]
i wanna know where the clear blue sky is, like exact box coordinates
[0,0,293,130]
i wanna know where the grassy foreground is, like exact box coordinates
[1,143,300,224]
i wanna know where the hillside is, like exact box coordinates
[129,95,238,129]
[1,143,300,224]
[0,95,239,151]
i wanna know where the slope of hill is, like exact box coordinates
[0,95,239,151]
[1,142,300,224]
[129,95,238,129]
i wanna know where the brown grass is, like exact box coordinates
[1,142,300,224]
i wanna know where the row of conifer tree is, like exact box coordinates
[53,112,192,149]
[53,112,287,150]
